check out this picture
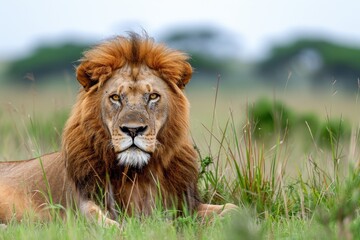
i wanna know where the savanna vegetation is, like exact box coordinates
[0,79,359,239]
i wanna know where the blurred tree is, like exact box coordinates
[6,43,88,84]
[161,27,239,76]
[257,39,360,89]
[249,98,351,148]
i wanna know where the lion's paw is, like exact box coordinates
[219,203,240,217]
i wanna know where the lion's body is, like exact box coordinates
[0,33,236,225]
[0,153,72,221]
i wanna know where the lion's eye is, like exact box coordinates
[149,93,160,102]
[110,94,120,102]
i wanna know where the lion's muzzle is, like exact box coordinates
[115,123,153,168]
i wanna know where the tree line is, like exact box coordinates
[4,29,360,90]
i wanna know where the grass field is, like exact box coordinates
[0,81,360,239]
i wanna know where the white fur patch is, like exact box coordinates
[119,138,133,151]
[117,147,150,168]
[134,137,151,151]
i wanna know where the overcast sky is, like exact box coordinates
[1,0,360,60]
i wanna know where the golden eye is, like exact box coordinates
[110,94,120,102]
[149,93,160,101]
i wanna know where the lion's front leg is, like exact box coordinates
[197,203,239,217]
[79,199,120,228]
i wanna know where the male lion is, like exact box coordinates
[0,33,236,226]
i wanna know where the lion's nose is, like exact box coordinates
[120,125,148,138]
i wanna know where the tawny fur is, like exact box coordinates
[0,33,237,225]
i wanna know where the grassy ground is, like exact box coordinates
[0,82,360,239]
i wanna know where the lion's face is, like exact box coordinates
[101,65,169,168]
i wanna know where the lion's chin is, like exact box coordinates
[117,147,151,169]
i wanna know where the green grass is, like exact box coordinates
[1,84,360,239]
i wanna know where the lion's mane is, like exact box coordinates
[62,33,200,214]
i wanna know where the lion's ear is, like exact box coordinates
[76,61,112,91]
[76,61,94,91]
[177,62,193,90]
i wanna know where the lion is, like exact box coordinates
[0,33,237,226]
